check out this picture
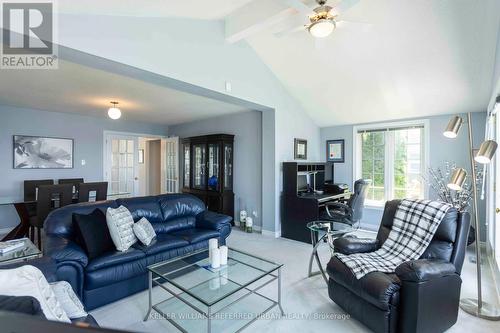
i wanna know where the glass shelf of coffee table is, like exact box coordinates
[144,248,284,333]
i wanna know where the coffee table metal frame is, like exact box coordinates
[144,248,284,333]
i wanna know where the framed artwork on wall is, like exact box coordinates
[326,139,345,163]
[294,138,307,160]
[13,135,74,169]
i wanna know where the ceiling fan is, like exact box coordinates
[278,0,368,39]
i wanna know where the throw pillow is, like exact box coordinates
[0,266,70,322]
[50,281,87,319]
[133,217,156,246]
[72,209,115,260]
[106,205,137,251]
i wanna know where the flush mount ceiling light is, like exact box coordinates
[307,0,337,38]
[107,101,121,120]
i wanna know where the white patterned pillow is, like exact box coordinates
[50,281,87,319]
[133,217,156,246]
[0,266,70,322]
[106,205,137,251]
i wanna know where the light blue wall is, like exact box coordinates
[0,105,168,230]
[57,15,322,234]
[169,111,263,227]
[320,112,487,231]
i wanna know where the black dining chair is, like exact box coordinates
[77,182,108,203]
[58,178,84,202]
[23,179,54,241]
[30,184,73,250]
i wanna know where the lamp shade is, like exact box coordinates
[443,116,463,138]
[474,140,498,164]
[447,168,467,191]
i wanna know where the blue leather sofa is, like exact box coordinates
[43,194,232,310]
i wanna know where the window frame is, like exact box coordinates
[352,119,430,208]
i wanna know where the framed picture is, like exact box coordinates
[326,139,345,163]
[138,149,145,164]
[13,135,74,169]
[294,138,307,160]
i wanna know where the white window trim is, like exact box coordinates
[352,119,430,208]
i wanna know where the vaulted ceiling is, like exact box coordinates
[36,1,500,126]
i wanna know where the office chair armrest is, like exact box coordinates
[324,202,352,218]
[395,259,457,282]
[332,237,379,255]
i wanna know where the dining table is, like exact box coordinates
[0,192,131,242]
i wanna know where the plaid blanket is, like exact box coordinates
[336,199,452,279]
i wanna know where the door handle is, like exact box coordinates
[134,177,138,181]
[496,208,500,214]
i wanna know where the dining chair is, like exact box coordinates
[78,182,108,203]
[31,184,73,250]
[23,179,54,241]
[58,178,84,202]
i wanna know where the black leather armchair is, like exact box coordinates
[327,200,470,333]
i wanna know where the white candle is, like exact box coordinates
[211,248,221,269]
[219,246,228,266]
[208,238,218,261]
[246,217,253,227]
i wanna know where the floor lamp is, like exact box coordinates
[443,105,500,320]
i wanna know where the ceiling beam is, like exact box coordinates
[225,0,299,43]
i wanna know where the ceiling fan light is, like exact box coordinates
[309,19,335,38]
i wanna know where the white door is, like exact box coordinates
[104,134,139,198]
[161,137,179,194]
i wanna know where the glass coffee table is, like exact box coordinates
[307,221,355,283]
[0,238,42,265]
[144,248,284,333]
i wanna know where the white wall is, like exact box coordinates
[57,15,321,233]
[169,111,263,227]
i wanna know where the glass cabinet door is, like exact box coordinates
[192,144,206,189]
[207,143,220,191]
[183,144,190,188]
[224,143,233,190]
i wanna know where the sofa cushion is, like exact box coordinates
[171,228,221,244]
[72,209,115,260]
[133,234,189,256]
[153,216,197,234]
[86,248,146,272]
[0,295,45,318]
[85,257,148,291]
[327,256,401,311]
[116,196,164,223]
[159,194,204,221]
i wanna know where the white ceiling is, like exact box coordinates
[0,59,250,125]
[56,0,253,20]
[4,0,500,127]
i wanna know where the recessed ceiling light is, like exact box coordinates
[108,101,121,120]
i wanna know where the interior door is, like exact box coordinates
[494,114,500,270]
[161,137,179,194]
[105,134,138,198]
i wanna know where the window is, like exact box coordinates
[354,121,428,206]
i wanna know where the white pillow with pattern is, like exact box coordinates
[106,205,137,251]
[133,217,156,246]
[50,281,87,319]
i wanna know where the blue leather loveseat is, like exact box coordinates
[43,194,232,310]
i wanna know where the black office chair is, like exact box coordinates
[77,182,108,203]
[30,184,73,250]
[322,179,370,229]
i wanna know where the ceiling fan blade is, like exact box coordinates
[282,0,314,16]
[331,0,360,15]
[275,25,306,38]
[336,20,372,31]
